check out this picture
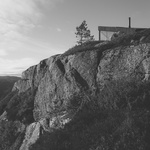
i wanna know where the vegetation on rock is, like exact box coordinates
[30,78,150,150]
[6,88,35,124]
[1,29,150,150]
[0,120,25,150]
[0,76,20,101]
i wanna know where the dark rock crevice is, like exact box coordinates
[39,59,47,69]
[94,50,104,93]
[31,66,37,89]
[96,50,103,69]
[56,59,66,74]
[70,68,89,90]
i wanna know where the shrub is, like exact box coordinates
[0,121,18,150]
[0,120,25,150]
[98,78,150,110]
[30,77,150,150]
[0,91,17,115]
[6,88,35,124]
[0,76,20,101]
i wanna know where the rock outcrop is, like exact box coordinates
[1,29,150,150]
[14,41,150,122]
[20,122,41,150]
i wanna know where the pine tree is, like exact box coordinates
[75,20,94,45]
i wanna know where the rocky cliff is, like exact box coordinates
[0,29,150,150]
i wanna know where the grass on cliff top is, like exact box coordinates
[62,28,150,57]
[61,40,100,57]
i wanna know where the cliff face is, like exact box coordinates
[1,29,150,150]
[13,42,150,122]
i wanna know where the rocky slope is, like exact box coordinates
[0,29,150,150]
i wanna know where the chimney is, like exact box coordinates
[129,17,131,28]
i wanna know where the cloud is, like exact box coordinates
[0,0,66,75]
[0,49,7,56]
[0,0,67,43]
[0,0,39,33]
[0,0,66,46]
[56,28,62,32]
[0,57,38,75]
[0,0,41,55]
[36,0,65,8]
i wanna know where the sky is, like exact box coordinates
[0,0,150,76]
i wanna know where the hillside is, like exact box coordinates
[0,29,150,150]
[0,76,20,101]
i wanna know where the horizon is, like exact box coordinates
[0,74,21,77]
[0,0,150,76]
